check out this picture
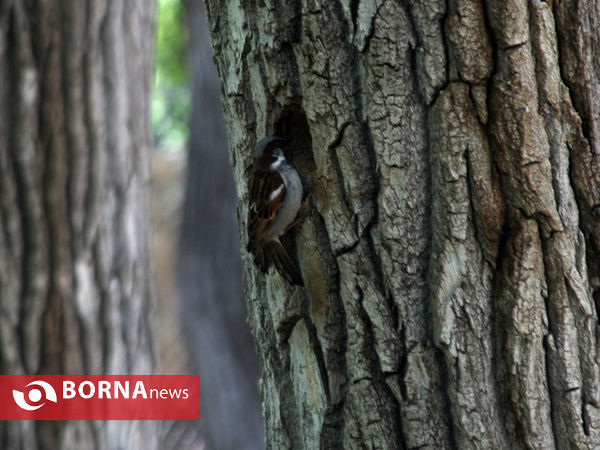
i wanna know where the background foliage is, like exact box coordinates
[153,0,189,149]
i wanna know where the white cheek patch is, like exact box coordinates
[268,184,284,202]
[269,155,285,170]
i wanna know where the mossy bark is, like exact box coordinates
[204,0,600,448]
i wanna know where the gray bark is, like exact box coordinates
[204,0,600,448]
[0,0,157,448]
[178,1,264,449]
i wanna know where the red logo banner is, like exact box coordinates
[0,375,200,420]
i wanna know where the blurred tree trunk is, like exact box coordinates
[204,0,600,448]
[179,1,264,449]
[0,0,156,448]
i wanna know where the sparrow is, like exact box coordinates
[247,136,304,285]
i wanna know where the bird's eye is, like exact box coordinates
[272,148,283,157]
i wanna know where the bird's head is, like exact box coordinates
[254,136,288,170]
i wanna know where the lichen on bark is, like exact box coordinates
[204,0,600,448]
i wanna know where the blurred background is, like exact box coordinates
[151,1,263,448]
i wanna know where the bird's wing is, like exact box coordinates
[247,169,286,243]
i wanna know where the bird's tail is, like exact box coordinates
[248,240,303,286]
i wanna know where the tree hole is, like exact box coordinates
[274,108,315,180]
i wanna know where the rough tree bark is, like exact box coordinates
[0,1,157,448]
[204,0,600,448]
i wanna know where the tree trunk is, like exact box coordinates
[0,0,157,448]
[178,1,264,448]
[204,0,600,448]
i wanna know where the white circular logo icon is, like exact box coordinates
[12,381,58,411]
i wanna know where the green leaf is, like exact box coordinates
[153,0,190,149]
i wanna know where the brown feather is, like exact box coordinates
[266,241,303,285]
[247,169,286,243]
[246,147,303,285]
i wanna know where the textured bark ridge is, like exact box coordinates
[0,1,156,448]
[204,0,600,448]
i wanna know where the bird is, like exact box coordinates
[247,136,304,285]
